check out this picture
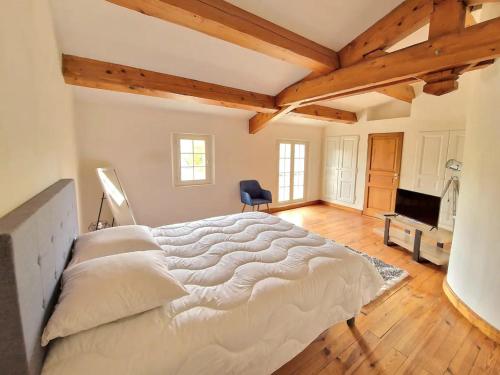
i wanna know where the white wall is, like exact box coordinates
[0,0,79,218]
[75,96,323,230]
[446,6,500,330]
[322,80,473,211]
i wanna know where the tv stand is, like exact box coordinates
[375,214,453,265]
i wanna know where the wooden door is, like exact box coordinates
[363,133,404,217]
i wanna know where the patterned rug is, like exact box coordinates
[347,246,409,297]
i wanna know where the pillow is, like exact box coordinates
[69,225,162,266]
[42,250,187,346]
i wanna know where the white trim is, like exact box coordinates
[172,133,214,187]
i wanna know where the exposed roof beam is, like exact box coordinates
[466,0,500,5]
[425,0,467,96]
[63,55,276,112]
[428,0,466,39]
[291,105,357,124]
[338,0,433,67]
[301,78,420,106]
[276,17,500,106]
[249,106,296,134]
[375,83,416,103]
[337,0,430,102]
[466,7,477,26]
[105,0,339,73]
[62,55,356,128]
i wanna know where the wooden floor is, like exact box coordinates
[273,205,499,375]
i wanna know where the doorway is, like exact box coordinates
[363,132,404,218]
[277,141,307,203]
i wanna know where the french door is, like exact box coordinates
[278,141,307,203]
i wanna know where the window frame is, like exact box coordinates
[172,133,214,187]
[276,140,309,204]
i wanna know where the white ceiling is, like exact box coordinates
[227,0,404,51]
[50,0,408,118]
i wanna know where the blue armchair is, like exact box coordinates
[240,180,272,212]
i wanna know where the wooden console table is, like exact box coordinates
[373,214,453,266]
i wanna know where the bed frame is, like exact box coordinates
[0,180,78,375]
[0,179,357,374]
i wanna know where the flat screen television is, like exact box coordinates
[395,188,441,227]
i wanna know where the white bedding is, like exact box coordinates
[43,212,384,375]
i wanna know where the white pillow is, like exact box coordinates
[70,225,162,266]
[42,250,187,346]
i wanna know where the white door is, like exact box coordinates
[414,131,450,196]
[439,130,465,230]
[323,137,341,201]
[323,135,359,204]
[337,136,359,203]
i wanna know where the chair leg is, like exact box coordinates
[241,204,246,213]
[257,204,260,212]
[266,203,270,213]
[252,205,255,211]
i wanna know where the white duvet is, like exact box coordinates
[43,212,383,375]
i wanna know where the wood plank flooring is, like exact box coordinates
[273,205,499,375]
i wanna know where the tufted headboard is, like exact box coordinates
[0,179,78,375]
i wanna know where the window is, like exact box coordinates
[173,133,214,186]
[278,141,307,203]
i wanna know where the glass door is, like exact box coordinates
[278,141,307,203]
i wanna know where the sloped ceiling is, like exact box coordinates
[50,0,407,118]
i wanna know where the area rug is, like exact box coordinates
[346,246,409,297]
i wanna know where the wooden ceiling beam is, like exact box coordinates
[249,101,359,133]
[291,105,357,124]
[338,0,433,67]
[62,55,356,131]
[337,0,431,102]
[465,0,500,5]
[466,7,477,26]
[429,0,466,39]
[376,83,416,103]
[249,106,296,134]
[425,0,467,96]
[105,0,338,73]
[62,54,277,112]
[276,17,500,106]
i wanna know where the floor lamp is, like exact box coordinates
[441,159,462,226]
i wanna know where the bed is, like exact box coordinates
[0,180,384,375]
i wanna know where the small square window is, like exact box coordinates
[173,134,214,186]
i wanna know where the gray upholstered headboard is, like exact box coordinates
[0,179,78,375]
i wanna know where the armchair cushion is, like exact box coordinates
[261,189,272,202]
[240,191,253,206]
[239,180,272,206]
[251,198,271,205]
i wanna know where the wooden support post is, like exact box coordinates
[429,0,467,39]
[425,0,467,95]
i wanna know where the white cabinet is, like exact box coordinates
[323,135,359,204]
[413,130,465,230]
[414,131,450,196]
